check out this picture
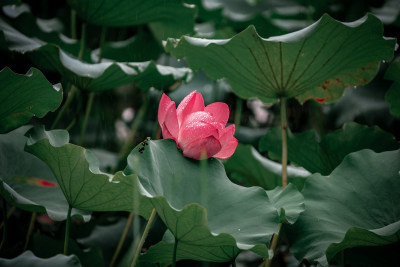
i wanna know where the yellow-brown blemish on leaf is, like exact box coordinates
[317,78,343,90]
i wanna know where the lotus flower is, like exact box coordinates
[158,91,238,160]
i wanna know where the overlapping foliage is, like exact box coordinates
[0,0,399,266]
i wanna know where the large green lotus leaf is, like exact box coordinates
[125,139,304,263]
[287,149,400,266]
[24,126,152,218]
[0,126,90,221]
[165,14,395,103]
[0,19,192,91]
[0,67,62,134]
[384,56,400,117]
[259,122,400,175]
[0,251,81,267]
[224,144,310,190]
[66,0,196,37]
[2,4,91,62]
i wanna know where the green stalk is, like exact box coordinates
[131,208,157,267]
[264,223,282,267]
[51,85,78,130]
[263,97,288,267]
[70,9,77,39]
[97,27,107,63]
[78,23,87,60]
[78,27,106,146]
[52,20,87,130]
[172,237,178,267]
[0,206,16,230]
[23,212,37,251]
[234,97,243,132]
[280,97,288,188]
[110,212,135,267]
[79,92,95,146]
[64,205,72,255]
[118,95,149,160]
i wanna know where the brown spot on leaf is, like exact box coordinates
[317,78,343,90]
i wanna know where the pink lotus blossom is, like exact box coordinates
[158,90,238,160]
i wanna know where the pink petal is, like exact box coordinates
[176,91,205,126]
[181,111,214,127]
[158,94,179,140]
[217,124,235,148]
[182,136,222,160]
[178,121,219,148]
[205,102,229,125]
[213,137,238,159]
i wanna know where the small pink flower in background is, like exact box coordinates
[158,90,238,160]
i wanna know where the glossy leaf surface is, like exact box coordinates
[125,139,304,263]
[287,149,400,266]
[24,126,152,218]
[0,67,62,133]
[259,122,399,175]
[165,14,395,103]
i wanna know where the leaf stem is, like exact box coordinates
[118,94,149,160]
[64,205,72,255]
[97,27,107,63]
[78,27,106,146]
[131,208,157,267]
[78,23,87,60]
[110,212,135,267]
[263,223,282,267]
[280,97,288,188]
[52,21,87,131]
[70,9,77,39]
[262,97,288,267]
[0,206,15,230]
[51,85,78,130]
[234,97,243,132]
[172,237,178,267]
[23,212,37,251]
[79,92,95,146]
